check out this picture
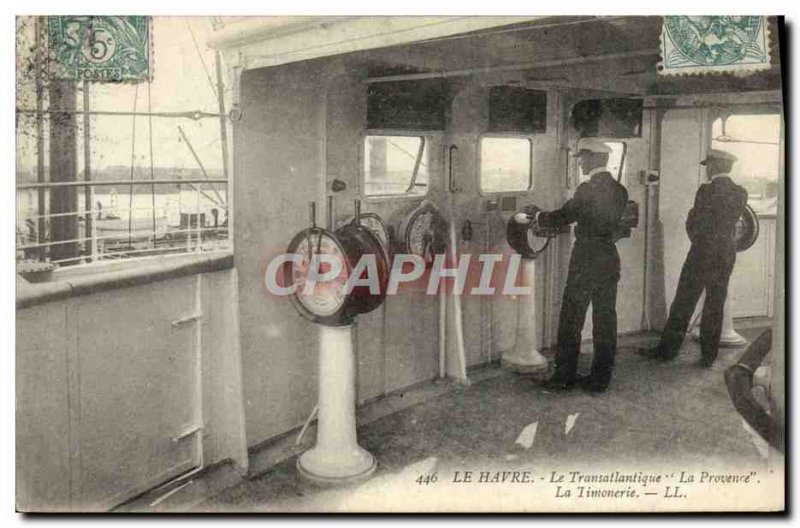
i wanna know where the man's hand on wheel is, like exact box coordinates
[522,204,542,217]
[520,204,542,227]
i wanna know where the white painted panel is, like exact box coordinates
[16,302,71,512]
[449,86,564,364]
[730,218,775,318]
[659,108,704,311]
[74,278,199,510]
[17,267,245,511]
[324,71,442,399]
[235,62,325,446]
[200,269,249,472]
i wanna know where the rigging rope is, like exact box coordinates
[186,19,219,100]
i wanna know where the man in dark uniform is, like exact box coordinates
[526,139,628,393]
[641,149,748,366]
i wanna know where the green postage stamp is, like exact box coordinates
[47,16,151,82]
[660,16,771,76]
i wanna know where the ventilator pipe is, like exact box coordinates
[724,328,783,452]
[439,285,446,379]
[446,216,469,383]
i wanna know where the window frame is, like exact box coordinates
[359,129,435,202]
[477,133,534,196]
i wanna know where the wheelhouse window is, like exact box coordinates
[479,137,532,193]
[711,114,780,216]
[363,135,429,197]
[576,139,627,184]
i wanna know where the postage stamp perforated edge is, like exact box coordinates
[45,16,154,83]
[657,16,773,77]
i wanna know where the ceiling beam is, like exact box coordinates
[365,49,659,84]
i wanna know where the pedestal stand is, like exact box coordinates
[502,258,549,378]
[690,284,747,347]
[297,323,376,484]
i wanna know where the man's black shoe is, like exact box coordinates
[637,347,672,361]
[542,378,574,392]
[577,375,608,394]
[698,356,715,368]
[583,383,608,394]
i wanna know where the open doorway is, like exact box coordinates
[710,113,780,318]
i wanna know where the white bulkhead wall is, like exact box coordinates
[234,59,331,446]
[324,66,445,403]
[447,84,565,363]
[658,108,706,314]
[16,267,247,511]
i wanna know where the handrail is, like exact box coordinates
[17,227,230,252]
[17,178,228,190]
[17,252,234,310]
[16,108,226,120]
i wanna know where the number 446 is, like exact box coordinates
[416,473,438,485]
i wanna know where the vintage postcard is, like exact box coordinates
[14,15,785,513]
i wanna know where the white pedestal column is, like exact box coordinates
[297,323,376,485]
[502,258,549,377]
[691,284,747,347]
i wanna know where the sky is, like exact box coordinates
[16,17,228,174]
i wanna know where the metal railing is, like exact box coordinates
[16,178,230,267]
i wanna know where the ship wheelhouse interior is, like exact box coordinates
[16,16,784,511]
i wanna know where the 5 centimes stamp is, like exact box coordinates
[47,16,151,82]
[659,16,771,76]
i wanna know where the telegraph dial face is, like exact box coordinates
[357,212,390,249]
[286,228,350,320]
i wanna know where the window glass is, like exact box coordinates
[363,135,428,197]
[479,137,532,193]
[711,114,780,215]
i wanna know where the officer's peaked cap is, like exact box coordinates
[578,139,612,155]
[700,148,737,165]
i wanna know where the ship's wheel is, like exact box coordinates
[506,210,555,259]
[734,204,759,252]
